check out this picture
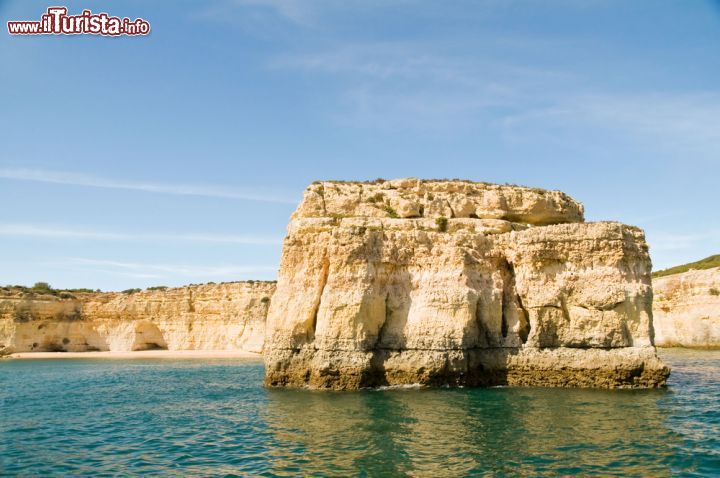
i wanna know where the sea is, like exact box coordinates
[1,348,718,477]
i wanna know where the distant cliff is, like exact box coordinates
[263,179,669,390]
[0,282,275,355]
[653,266,720,348]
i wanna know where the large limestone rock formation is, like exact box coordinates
[653,267,720,347]
[0,282,275,355]
[263,179,669,389]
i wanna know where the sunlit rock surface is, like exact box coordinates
[0,282,275,355]
[653,267,720,347]
[264,179,669,389]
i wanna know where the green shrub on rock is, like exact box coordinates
[435,216,448,232]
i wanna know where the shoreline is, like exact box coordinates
[4,347,717,361]
[4,350,263,360]
[657,345,720,351]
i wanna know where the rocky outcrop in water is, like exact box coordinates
[0,282,275,355]
[263,179,669,389]
[653,267,720,347]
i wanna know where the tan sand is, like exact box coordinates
[6,350,262,360]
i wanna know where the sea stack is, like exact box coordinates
[263,178,669,389]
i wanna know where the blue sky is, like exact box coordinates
[1,0,719,290]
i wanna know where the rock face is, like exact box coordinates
[653,267,720,347]
[263,179,669,389]
[0,282,275,355]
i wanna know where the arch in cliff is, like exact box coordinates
[131,321,167,351]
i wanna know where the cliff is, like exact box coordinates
[653,267,720,347]
[0,282,275,355]
[263,178,669,389]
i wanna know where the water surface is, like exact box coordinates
[1,349,718,476]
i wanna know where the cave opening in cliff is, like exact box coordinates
[131,322,168,351]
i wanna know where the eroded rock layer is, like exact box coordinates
[0,282,275,355]
[653,267,720,347]
[264,179,669,389]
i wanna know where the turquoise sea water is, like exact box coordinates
[1,349,718,477]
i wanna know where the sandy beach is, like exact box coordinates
[5,350,262,360]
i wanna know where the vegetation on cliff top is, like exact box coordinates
[653,254,720,278]
[311,178,559,195]
[0,283,99,299]
[3,280,278,298]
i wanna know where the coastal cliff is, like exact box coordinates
[263,179,669,389]
[653,267,720,347]
[0,282,275,355]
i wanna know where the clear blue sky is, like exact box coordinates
[1,0,719,290]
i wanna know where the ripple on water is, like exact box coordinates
[1,350,719,476]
